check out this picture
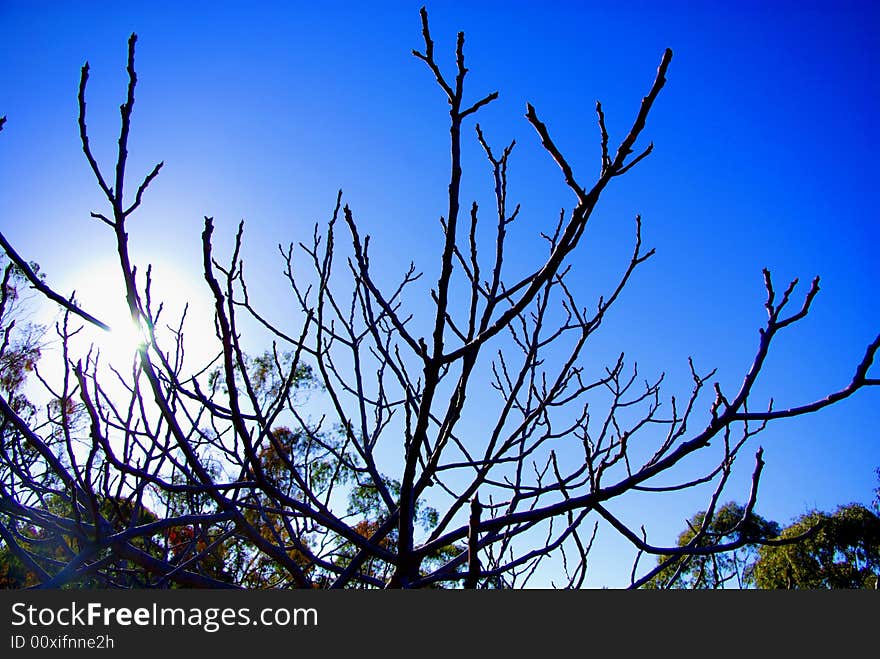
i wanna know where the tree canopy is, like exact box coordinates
[644,502,780,589]
[647,498,880,590]
[752,504,880,590]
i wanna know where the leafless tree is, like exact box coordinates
[1,8,877,589]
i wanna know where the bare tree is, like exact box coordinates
[1,8,877,589]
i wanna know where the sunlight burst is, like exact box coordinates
[59,258,216,371]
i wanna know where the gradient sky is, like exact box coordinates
[1,0,878,586]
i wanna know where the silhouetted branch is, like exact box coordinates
[0,233,111,331]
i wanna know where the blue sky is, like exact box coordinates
[1,1,878,586]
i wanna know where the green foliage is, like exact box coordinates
[752,503,880,589]
[644,502,780,589]
[0,257,43,416]
[208,349,315,405]
[336,477,456,587]
[0,257,54,586]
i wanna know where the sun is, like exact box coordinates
[58,258,217,372]
[100,308,149,363]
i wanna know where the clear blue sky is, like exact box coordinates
[1,1,878,586]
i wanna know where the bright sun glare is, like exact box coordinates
[59,259,216,371]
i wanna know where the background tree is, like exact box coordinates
[751,504,880,589]
[0,255,51,588]
[643,502,780,589]
[0,9,878,588]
